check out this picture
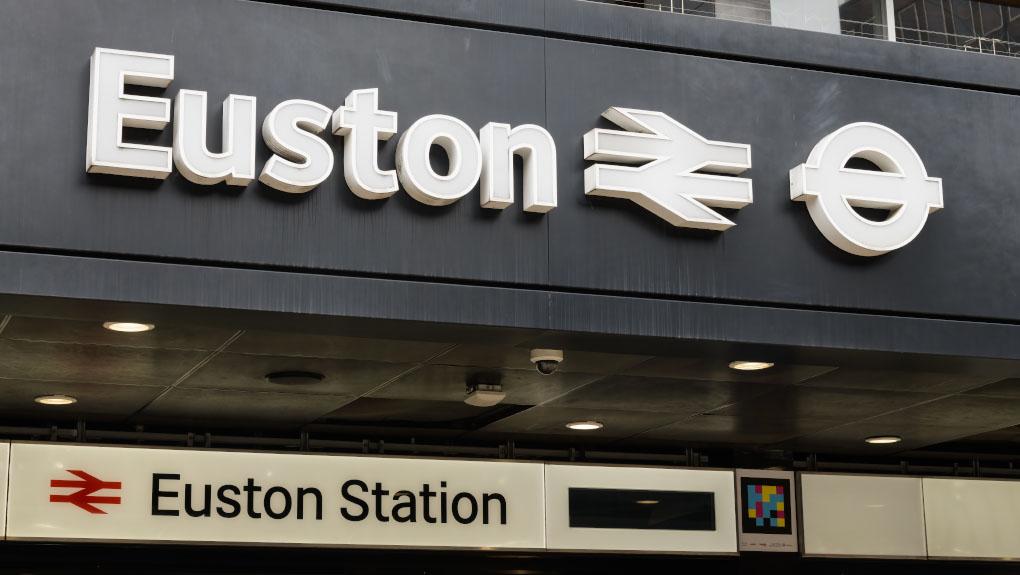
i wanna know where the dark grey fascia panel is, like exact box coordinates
[542,0,1020,93]
[4,0,1019,322]
[4,0,1020,360]
[300,0,1020,93]
[294,0,547,30]
[3,250,1020,364]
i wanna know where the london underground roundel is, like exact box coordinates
[790,123,944,257]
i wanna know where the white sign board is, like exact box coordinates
[800,473,927,558]
[923,477,1020,560]
[544,464,737,554]
[5,443,546,549]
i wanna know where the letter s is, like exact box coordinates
[259,99,334,194]
[340,479,369,521]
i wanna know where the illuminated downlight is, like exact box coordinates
[865,435,903,445]
[34,395,77,406]
[565,420,604,431]
[102,322,155,333]
[728,360,774,371]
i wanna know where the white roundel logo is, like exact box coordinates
[790,123,944,257]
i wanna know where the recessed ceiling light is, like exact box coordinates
[265,371,325,386]
[635,499,659,505]
[565,420,603,431]
[865,435,902,445]
[728,360,774,371]
[34,395,77,406]
[102,322,155,333]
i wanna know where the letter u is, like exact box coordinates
[184,483,213,518]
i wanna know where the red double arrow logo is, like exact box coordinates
[50,469,122,514]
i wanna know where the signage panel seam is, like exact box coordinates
[1,442,8,542]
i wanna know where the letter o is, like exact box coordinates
[451,492,478,524]
[264,486,292,520]
[396,114,482,206]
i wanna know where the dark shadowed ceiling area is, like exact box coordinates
[2,310,1020,463]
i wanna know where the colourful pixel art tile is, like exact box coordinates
[740,477,793,535]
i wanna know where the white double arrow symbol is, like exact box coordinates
[583,107,753,231]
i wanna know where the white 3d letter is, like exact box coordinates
[259,100,335,194]
[86,47,174,179]
[173,90,257,186]
[396,115,483,206]
[790,123,943,257]
[583,107,752,231]
[331,89,398,199]
[480,123,557,213]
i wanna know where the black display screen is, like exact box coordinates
[568,488,716,531]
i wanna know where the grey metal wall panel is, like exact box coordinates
[304,0,1020,95]
[298,0,548,30]
[543,39,1020,320]
[542,1,1020,94]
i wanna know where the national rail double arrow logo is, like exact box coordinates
[50,469,122,514]
[583,107,753,231]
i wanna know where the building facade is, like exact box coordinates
[2,0,1020,572]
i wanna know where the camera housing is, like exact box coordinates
[464,383,506,407]
[464,372,506,407]
[530,349,564,375]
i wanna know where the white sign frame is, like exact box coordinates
[735,468,797,553]
[0,442,8,540]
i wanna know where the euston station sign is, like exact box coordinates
[5,443,1020,560]
[4,442,740,554]
[85,47,943,257]
[9,443,547,549]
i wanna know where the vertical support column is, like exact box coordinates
[885,0,897,41]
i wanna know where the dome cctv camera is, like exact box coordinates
[530,349,564,375]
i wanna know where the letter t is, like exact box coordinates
[331,88,399,199]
